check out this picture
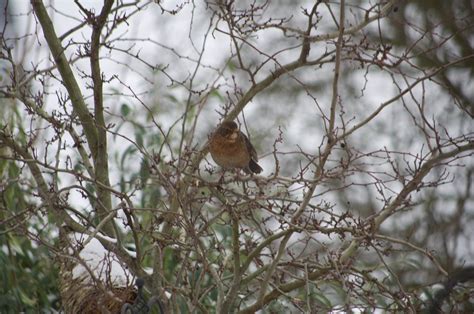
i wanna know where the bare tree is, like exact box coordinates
[1,0,473,312]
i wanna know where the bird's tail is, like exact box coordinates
[249,159,263,174]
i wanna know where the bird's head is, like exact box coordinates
[217,121,239,139]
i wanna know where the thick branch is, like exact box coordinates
[31,0,115,235]
[89,0,116,231]
[240,141,474,313]
[0,130,83,232]
[340,141,474,263]
[30,0,98,156]
[308,0,396,42]
[221,214,242,312]
[239,267,331,314]
[327,0,345,142]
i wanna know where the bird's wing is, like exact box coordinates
[241,131,258,161]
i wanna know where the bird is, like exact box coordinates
[209,121,263,174]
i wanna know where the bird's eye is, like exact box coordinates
[219,128,230,135]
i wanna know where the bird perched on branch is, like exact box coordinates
[209,121,263,174]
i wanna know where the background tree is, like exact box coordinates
[0,0,473,312]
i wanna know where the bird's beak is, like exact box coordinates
[229,130,238,140]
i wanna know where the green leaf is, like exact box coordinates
[402,258,422,270]
[210,89,225,102]
[313,291,332,308]
[121,103,131,117]
[228,61,237,72]
[19,290,37,306]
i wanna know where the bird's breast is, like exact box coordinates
[209,135,250,169]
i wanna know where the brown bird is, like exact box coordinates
[209,121,263,174]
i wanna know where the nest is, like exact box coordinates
[59,278,136,313]
[57,228,136,313]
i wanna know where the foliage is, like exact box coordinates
[0,0,473,312]
[0,102,59,311]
